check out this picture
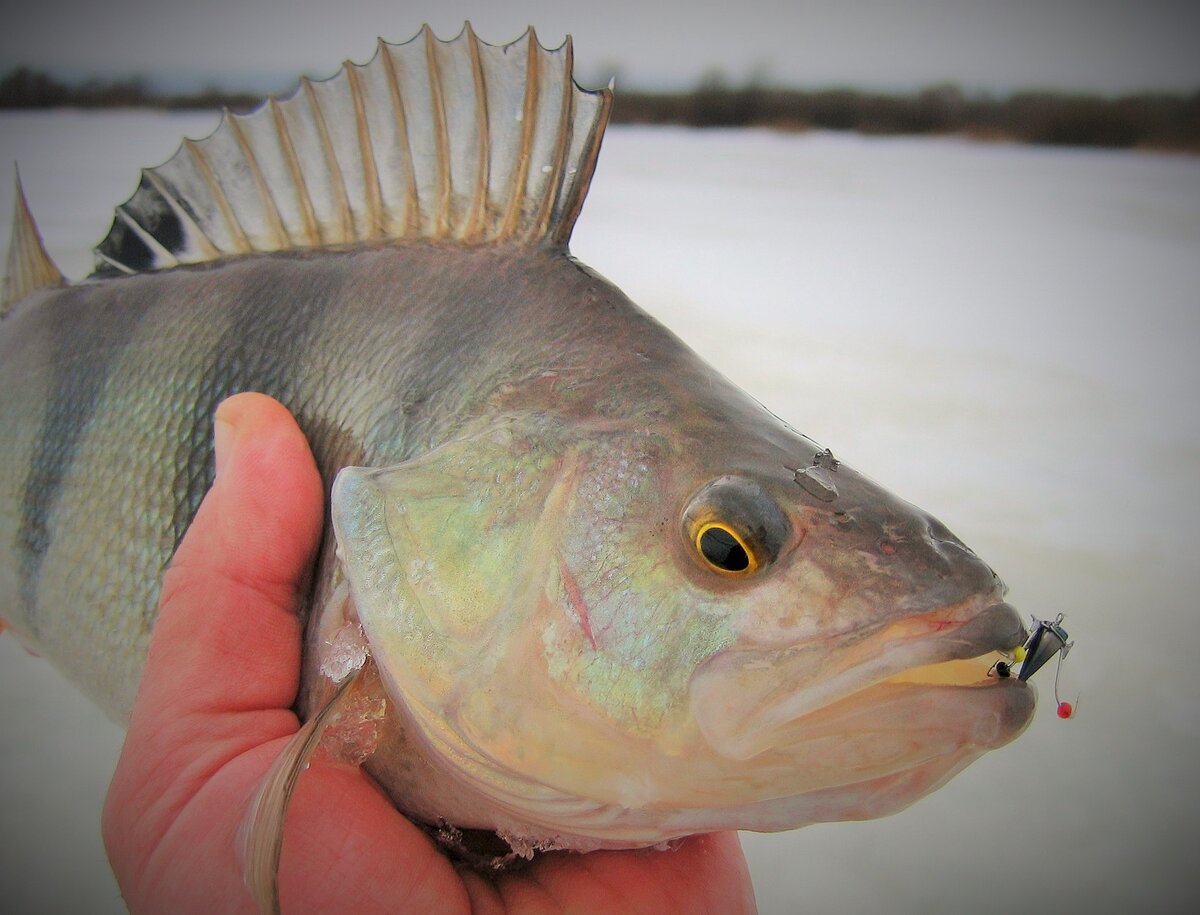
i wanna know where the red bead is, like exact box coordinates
[1057,701,1073,719]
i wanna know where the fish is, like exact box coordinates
[0,22,1034,895]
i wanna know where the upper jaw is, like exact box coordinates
[690,599,1028,761]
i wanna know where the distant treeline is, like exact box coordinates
[615,77,1200,151]
[4,65,1199,152]
[0,67,262,112]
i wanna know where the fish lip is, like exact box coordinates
[690,599,1030,761]
[887,600,1028,675]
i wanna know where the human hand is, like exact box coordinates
[103,392,757,914]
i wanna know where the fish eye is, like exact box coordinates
[695,522,758,575]
[681,476,791,579]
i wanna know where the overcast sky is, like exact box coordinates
[1,0,1198,95]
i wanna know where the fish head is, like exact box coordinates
[668,434,1036,829]
[330,406,1033,846]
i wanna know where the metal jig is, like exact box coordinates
[989,612,1078,718]
[1018,613,1072,682]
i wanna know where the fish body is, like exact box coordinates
[1,244,625,713]
[0,27,1033,855]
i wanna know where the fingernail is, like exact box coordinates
[213,412,234,477]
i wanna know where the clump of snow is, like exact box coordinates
[320,620,368,683]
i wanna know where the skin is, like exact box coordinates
[101,392,757,914]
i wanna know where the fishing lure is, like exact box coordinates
[991,613,1077,718]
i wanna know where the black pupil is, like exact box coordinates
[700,527,750,572]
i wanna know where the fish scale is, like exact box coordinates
[1,25,1033,890]
[0,242,669,713]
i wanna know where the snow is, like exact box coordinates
[2,110,1199,913]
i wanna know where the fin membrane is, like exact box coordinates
[95,24,613,276]
[3,169,65,314]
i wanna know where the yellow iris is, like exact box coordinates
[694,521,759,575]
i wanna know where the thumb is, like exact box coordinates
[104,395,323,911]
[138,392,325,722]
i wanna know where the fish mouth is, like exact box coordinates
[690,601,1033,763]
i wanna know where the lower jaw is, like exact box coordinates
[664,676,1035,836]
[666,741,993,837]
[364,677,1032,851]
[705,671,1035,796]
[781,671,1035,751]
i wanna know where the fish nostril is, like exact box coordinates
[830,510,855,529]
[923,515,975,556]
[924,515,953,541]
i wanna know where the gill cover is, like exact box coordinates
[330,415,747,842]
[331,415,575,740]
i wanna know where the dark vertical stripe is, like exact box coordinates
[16,256,349,635]
[167,256,351,557]
[17,286,151,634]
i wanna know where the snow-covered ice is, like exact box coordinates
[2,110,1198,913]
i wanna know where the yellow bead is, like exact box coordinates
[1013,645,1027,662]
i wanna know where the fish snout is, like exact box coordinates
[866,505,1005,616]
[804,463,1002,605]
[689,599,1030,762]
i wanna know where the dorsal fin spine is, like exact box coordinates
[500,30,541,241]
[184,137,251,254]
[228,112,289,250]
[267,98,321,246]
[377,38,421,238]
[424,27,452,239]
[533,33,575,244]
[142,168,221,261]
[463,23,490,243]
[552,66,613,249]
[93,25,613,274]
[115,207,179,267]
[3,169,66,313]
[94,250,136,276]
[301,78,352,244]
[344,63,384,241]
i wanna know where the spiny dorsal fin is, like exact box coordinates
[3,168,66,314]
[94,24,613,276]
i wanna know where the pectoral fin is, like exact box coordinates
[240,663,368,915]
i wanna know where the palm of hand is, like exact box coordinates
[102,394,756,914]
